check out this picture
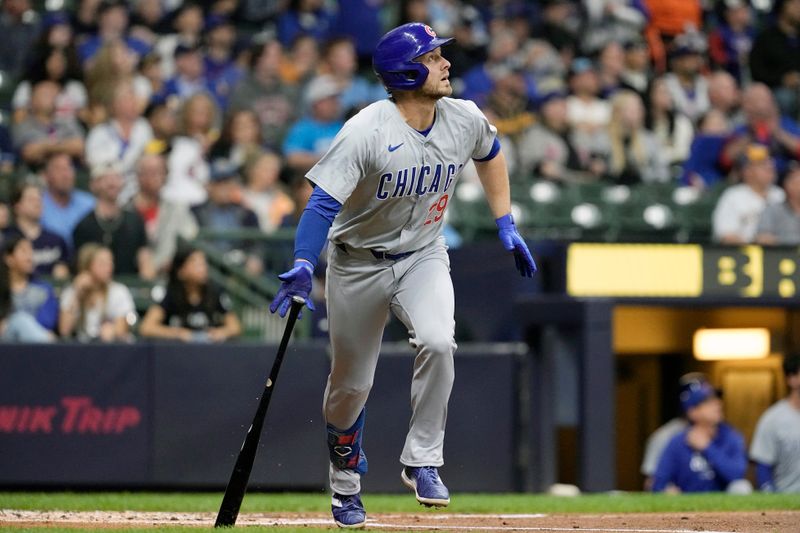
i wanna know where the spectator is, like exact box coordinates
[155,42,210,106]
[84,39,152,124]
[228,40,298,150]
[283,75,345,175]
[680,109,731,189]
[12,44,88,125]
[532,0,580,60]
[281,172,313,227]
[208,109,264,168]
[191,158,262,274]
[143,100,177,153]
[713,144,785,244]
[460,29,524,109]
[71,0,100,41]
[179,91,220,154]
[756,163,800,245]
[38,10,74,50]
[652,373,750,493]
[750,0,800,118]
[708,0,755,84]
[444,8,489,79]
[128,153,197,274]
[596,41,626,97]
[603,90,670,184]
[128,0,170,47]
[720,83,800,180]
[152,1,203,80]
[277,0,335,48]
[619,37,652,102]
[159,94,214,206]
[0,0,41,78]
[58,242,135,342]
[12,80,85,167]
[566,57,611,142]
[242,152,294,233]
[201,15,243,110]
[85,79,154,203]
[707,70,742,124]
[1,235,57,339]
[643,0,702,72]
[481,66,535,154]
[279,33,320,86]
[78,0,150,66]
[0,236,53,342]
[139,246,241,342]
[40,152,96,249]
[2,183,70,279]
[330,0,384,67]
[318,36,385,117]
[663,33,710,123]
[582,0,648,57]
[646,76,694,171]
[73,161,155,279]
[139,52,166,110]
[517,90,606,184]
[750,353,800,493]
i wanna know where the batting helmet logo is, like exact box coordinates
[373,22,455,92]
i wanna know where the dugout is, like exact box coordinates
[517,243,799,492]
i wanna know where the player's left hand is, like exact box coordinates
[496,213,537,278]
[269,260,317,317]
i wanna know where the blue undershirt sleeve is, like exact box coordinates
[294,186,343,267]
[755,462,775,491]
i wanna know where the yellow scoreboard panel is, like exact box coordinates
[567,243,800,299]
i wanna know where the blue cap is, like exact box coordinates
[209,158,240,182]
[205,14,232,32]
[569,57,594,76]
[174,41,201,58]
[678,373,717,412]
[43,11,70,29]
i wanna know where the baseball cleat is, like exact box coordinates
[331,493,366,528]
[401,466,450,507]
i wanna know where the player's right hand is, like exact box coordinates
[269,259,316,317]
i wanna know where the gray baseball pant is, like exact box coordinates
[323,237,456,495]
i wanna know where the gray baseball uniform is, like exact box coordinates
[749,399,800,492]
[307,97,497,495]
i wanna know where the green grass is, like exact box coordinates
[2,492,798,532]
[1,491,799,515]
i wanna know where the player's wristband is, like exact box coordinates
[495,213,515,230]
[294,259,314,274]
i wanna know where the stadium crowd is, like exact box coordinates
[0,0,797,322]
[0,0,798,494]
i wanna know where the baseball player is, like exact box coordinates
[269,22,537,528]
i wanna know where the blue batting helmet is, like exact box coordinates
[373,23,454,91]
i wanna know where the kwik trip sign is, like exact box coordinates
[568,244,800,299]
[0,396,141,435]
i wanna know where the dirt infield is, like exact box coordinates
[2,510,799,532]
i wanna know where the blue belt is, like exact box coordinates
[336,243,415,261]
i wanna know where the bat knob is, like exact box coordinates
[291,296,306,305]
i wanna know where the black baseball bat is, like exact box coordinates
[214,296,305,528]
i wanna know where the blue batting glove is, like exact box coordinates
[269,259,316,317]
[496,213,537,278]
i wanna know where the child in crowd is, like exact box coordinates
[139,246,241,343]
